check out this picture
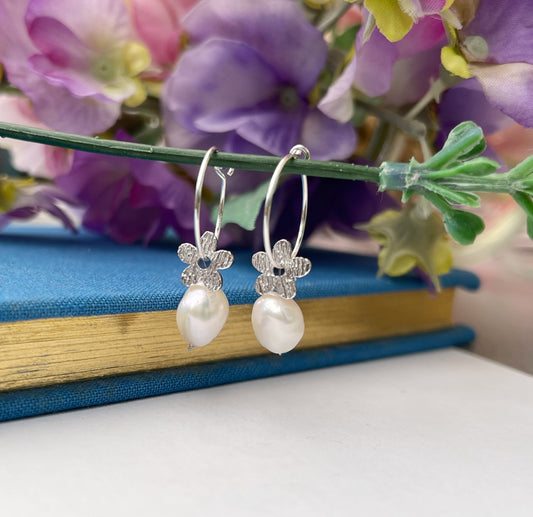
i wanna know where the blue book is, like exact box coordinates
[0,227,478,421]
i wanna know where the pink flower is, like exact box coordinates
[0,0,151,135]
[0,94,72,179]
[130,0,198,75]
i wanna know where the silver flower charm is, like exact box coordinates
[177,231,234,291]
[252,239,311,299]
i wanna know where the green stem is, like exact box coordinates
[317,1,353,33]
[0,121,380,182]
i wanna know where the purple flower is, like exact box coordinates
[162,0,356,161]
[56,133,205,244]
[0,0,150,135]
[319,11,445,121]
[454,0,533,127]
[0,182,77,231]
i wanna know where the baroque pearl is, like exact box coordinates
[176,284,229,349]
[251,293,305,355]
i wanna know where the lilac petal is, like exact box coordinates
[469,64,533,128]
[163,39,278,132]
[395,14,445,58]
[184,0,327,95]
[0,0,36,68]
[385,41,442,106]
[177,242,198,265]
[25,0,133,46]
[300,109,356,161]
[252,251,271,274]
[437,77,513,140]
[236,103,307,157]
[354,28,398,97]
[181,265,200,287]
[318,56,357,124]
[464,0,533,65]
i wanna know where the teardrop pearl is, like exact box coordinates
[176,284,229,349]
[251,293,305,355]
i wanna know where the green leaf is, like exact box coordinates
[213,180,269,231]
[423,121,486,170]
[423,182,481,207]
[508,155,533,180]
[424,157,499,179]
[443,209,485,245]
[333,25,359,52]
[528,218,533,240]
[512,192,533,220]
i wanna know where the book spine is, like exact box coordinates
[0,326,475,422]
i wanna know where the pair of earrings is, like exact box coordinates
[176,145,312,355]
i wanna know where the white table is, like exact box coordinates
[0,348,532,517]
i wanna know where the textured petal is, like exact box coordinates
[273,239,293,267]
[200,231,218,256]
[184,0,327,94]
[470,63,533,128]
[201,270,222,291]
[301,109,356,161]
[181,265,199,287]
[212,249,234,270]
[255,274,276,296]
[277,276,297,300]
[288,256,312,279]
[252,251,272,274]
[177,242,198,264]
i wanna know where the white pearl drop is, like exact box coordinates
[176,284,229,349]
[251,293,305,355]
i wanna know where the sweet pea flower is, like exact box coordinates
[129,0,198,75]
[441,0,533,127]
[0,94,72,179]
[56,132,206,244]
[163,0,356,161]
[319,11,446,122]
[364,0,453,42]
[0,0,151,135]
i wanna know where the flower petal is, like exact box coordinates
[252,251,271,274]
[470,63,533,128]
[212,249,234,270]
[177,242,197,265]
[255,273,276,296]
[200,230,218,256]
[272,239,293,267]
[201,270,222,291]
[181,264,199,287]
[277,276,297,300]
[184,0,327,94]
[288,256,311,279]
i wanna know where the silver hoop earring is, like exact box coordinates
[251,145,312,354]
[176,147,235,350]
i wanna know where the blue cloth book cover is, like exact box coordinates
[0,227,478,421]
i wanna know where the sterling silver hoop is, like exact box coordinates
[194,146,234,259]
[263,144,310,268]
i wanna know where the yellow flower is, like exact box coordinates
[357,203,453,290]
[0,176,34,213]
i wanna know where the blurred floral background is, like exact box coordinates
[1,0,532,287]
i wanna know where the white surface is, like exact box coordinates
[1,348,532,517]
